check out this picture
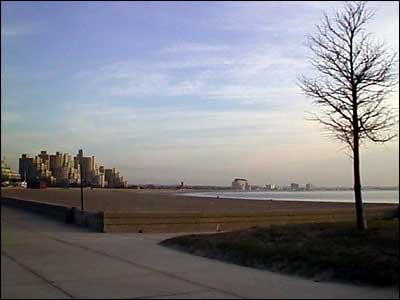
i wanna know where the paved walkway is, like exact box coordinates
[1,205,398,299]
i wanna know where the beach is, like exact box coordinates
[1,187,397,213]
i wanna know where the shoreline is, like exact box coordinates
[179,190,400,204]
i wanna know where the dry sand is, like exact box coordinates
[1,187,396,213]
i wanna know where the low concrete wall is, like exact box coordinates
[1,196,70,221]
[103,207,398,233]
[70,207,104,232]
[1,197,103,232]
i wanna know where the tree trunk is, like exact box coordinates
[353,136,368,230]
[350,32,367,231]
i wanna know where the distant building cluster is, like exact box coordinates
[19,149,128,188]
[265,182,313,191]
[232,178,251,191]
[232,179,314,191]
[1,159,21,181]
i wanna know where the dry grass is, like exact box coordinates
[161,219,399,286]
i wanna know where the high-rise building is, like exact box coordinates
[38,151,50,169]
[19,154,36,182]
[20,154,56,184]
[104,167,126,188]
[104,168,113,186]
[93,173,105,187]
[75,149,103,185]
[48,152,79,185]
[81,156,93,182]
[290,183,299,191]
[91,156,96,174]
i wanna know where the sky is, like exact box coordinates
[1,1,399,187]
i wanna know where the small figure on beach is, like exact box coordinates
[217,195,219,199]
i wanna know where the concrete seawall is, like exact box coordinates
[1,197,103,232]
[2,196,397,233]
[103,207,398,233]
[69,207,104,232]
[1,197,70,221]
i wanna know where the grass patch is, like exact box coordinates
[160,219,399,286]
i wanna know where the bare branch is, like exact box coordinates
[298,1,399,150]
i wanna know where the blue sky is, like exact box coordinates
[1,1,399,186]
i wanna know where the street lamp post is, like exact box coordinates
[80,156,84,211]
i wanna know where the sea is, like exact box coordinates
[182,190,399,204]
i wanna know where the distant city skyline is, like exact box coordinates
[17,149,128,188]
[1,1,399,187]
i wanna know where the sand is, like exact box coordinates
[1,187,397,213]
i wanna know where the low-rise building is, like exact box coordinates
[1,160,21,182]
[232,178,251,191]
[290,183,299,191]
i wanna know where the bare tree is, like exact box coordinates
[299,1,398,230]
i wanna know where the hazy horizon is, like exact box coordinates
[1,1,399,187]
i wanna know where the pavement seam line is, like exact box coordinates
[1,250,75,299]
[2,216,246,299]
[48,235,247,299]
[128,289,226,299]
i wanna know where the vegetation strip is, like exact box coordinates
[161,220,399,286]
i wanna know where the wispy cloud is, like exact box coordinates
[204,1,320,33]
[160,42,228,54]
[76,42,308,104]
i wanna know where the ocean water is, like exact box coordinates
[182,190,399,204]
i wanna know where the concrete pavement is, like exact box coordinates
[1,205,398,299]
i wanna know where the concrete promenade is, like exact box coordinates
[1,205,398,299]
